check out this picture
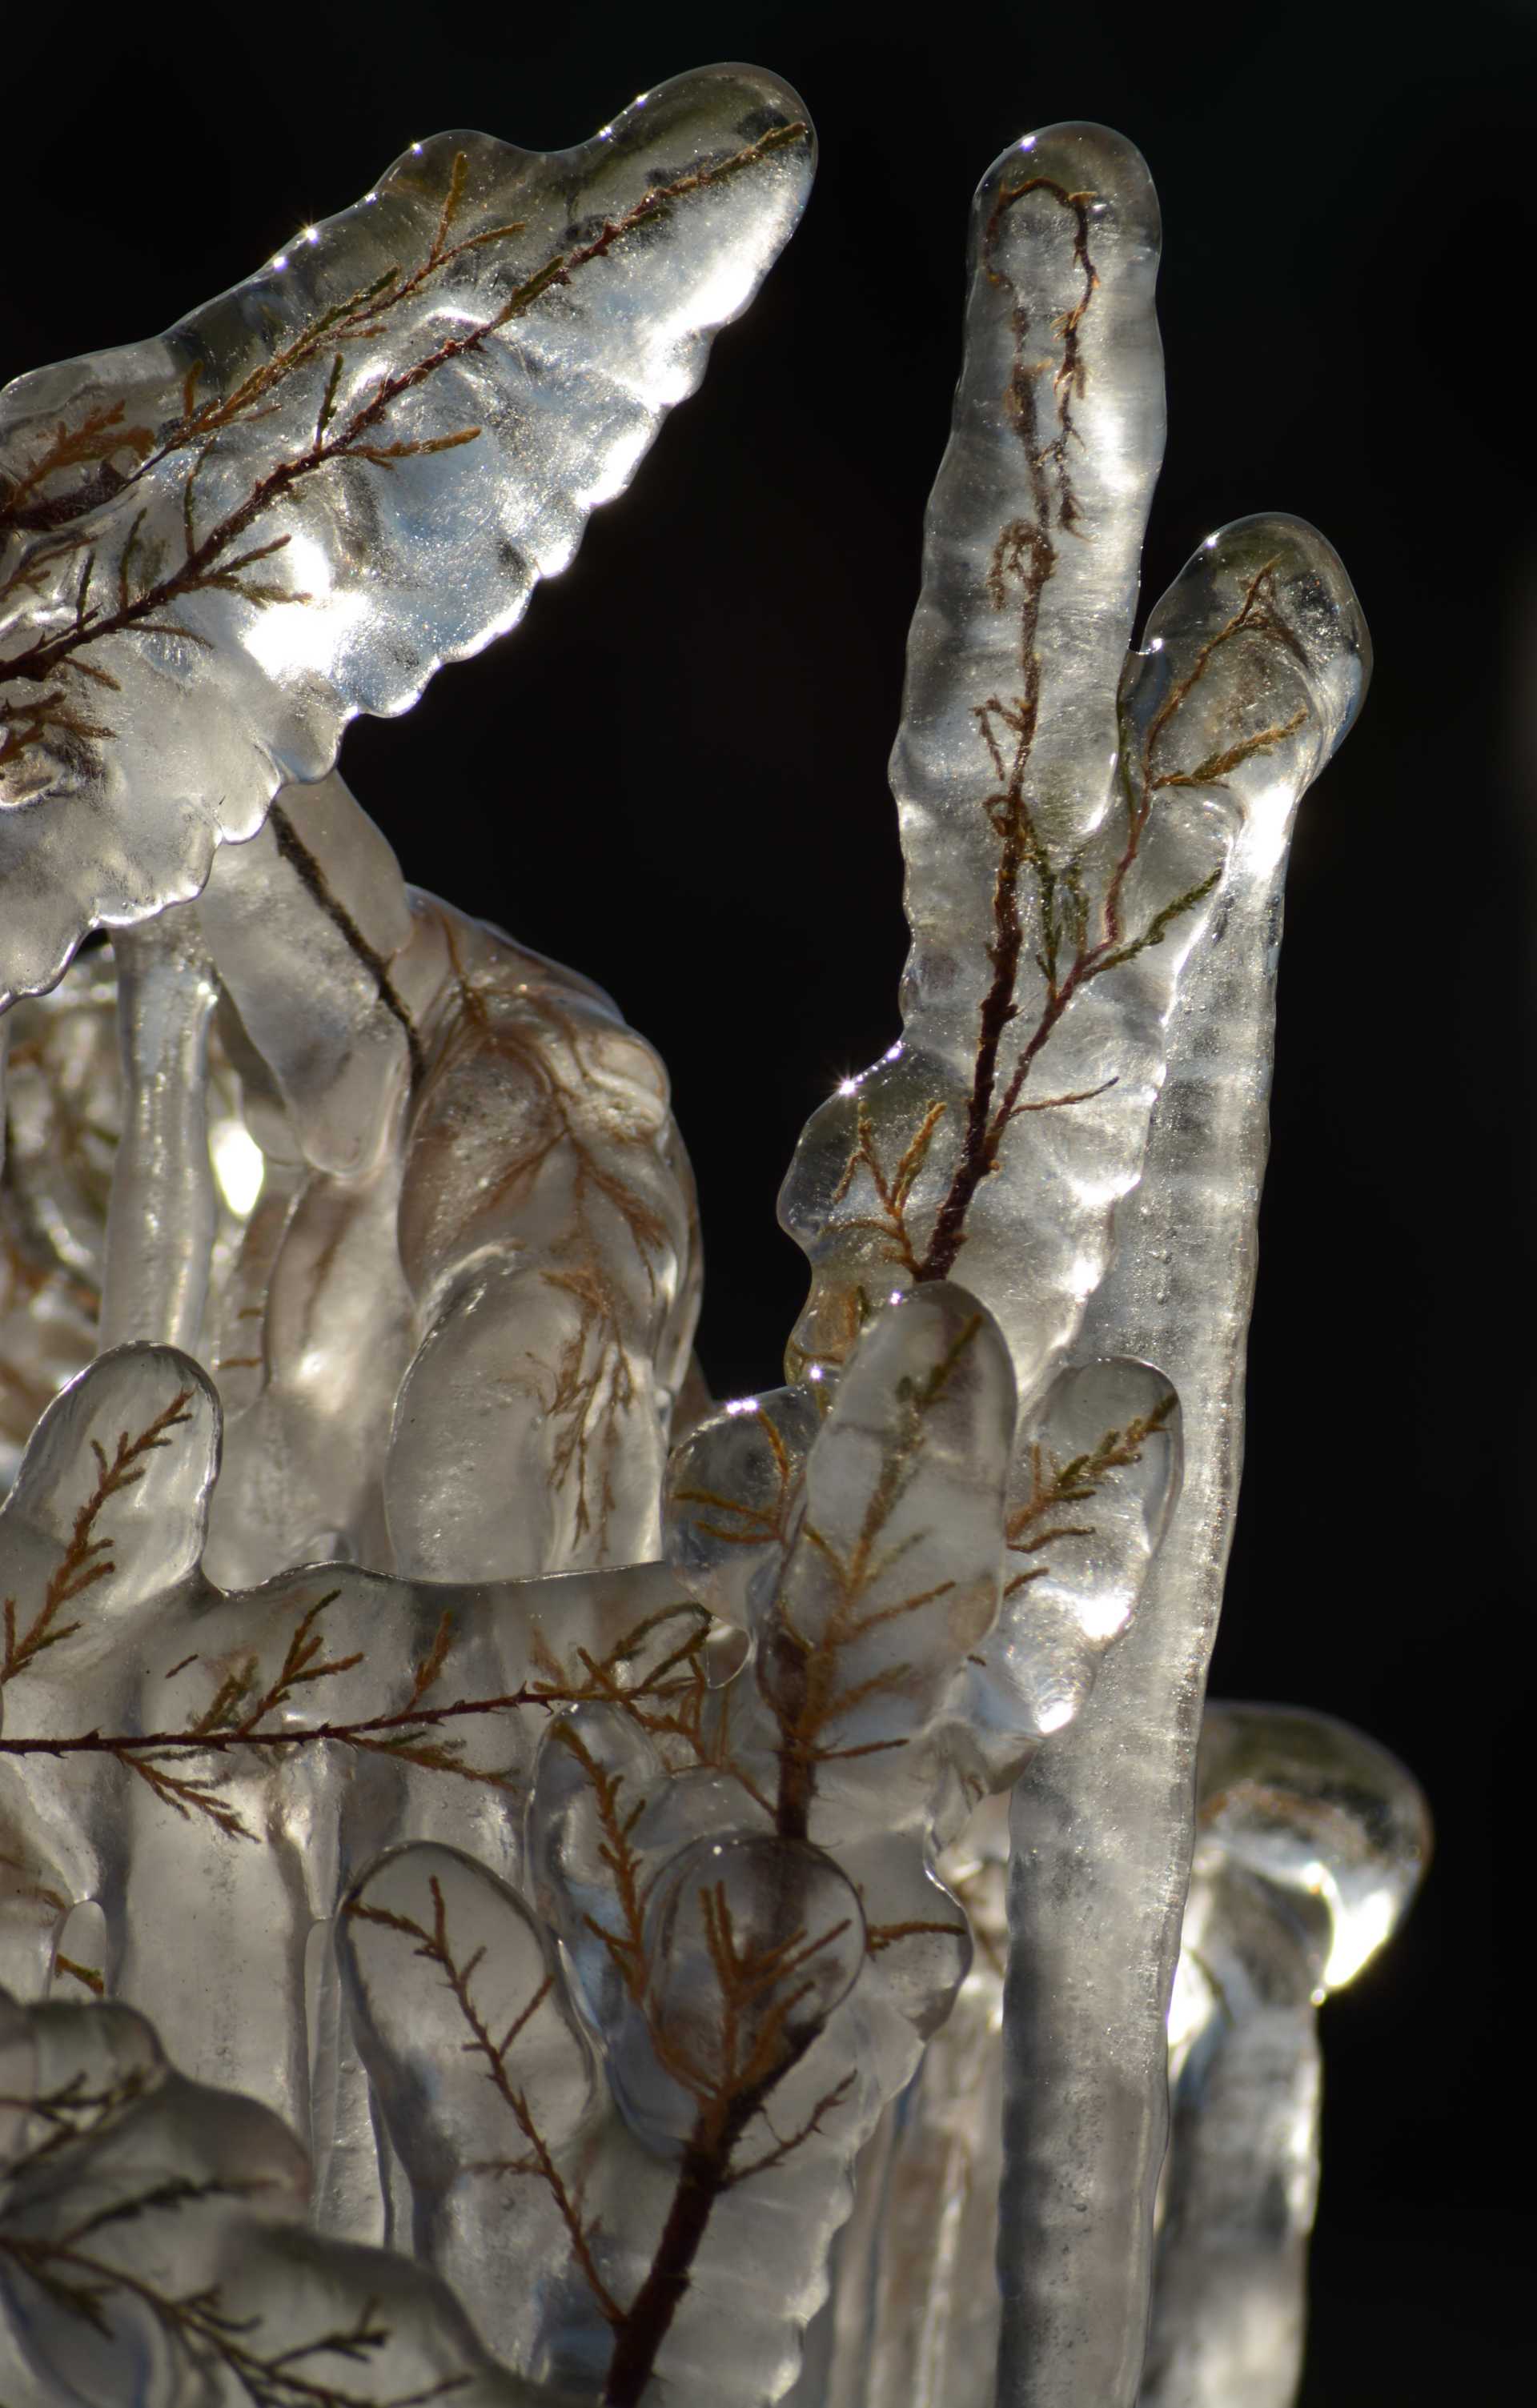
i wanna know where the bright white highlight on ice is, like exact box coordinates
[210,1118,265,1216]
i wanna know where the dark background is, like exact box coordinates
[4,3,1532,2395]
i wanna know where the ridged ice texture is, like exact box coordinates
[0,1986,562,2405]
[1143,1705,1429,2408]
[768,122,1367,2403]
[1000,513,1370,2407]
[0,766,703,1593]
[0,1340,710,2150]
[197,778,701,1592]
[0,1285,1039,2406]
[0,90,1411,2408]
[804,1702,1427,2408]
[96,912,219,1356]
[0,66,813,1006]
[0,948,261,1488]
[511,1282,1020,2406]
[791,1791,1013,2408]
[778,122,1233,1410]
[765,1323,1184,2408]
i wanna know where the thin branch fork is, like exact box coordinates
[0,120,810,707]
[770,1315,982,1842]
[1,1386,195,1687]
[0,1683,571,1765]
[865,219,1313,1292]
[602,1888,857,2407]
[345,1875,622,2330]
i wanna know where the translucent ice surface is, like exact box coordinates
[0,76,1419,2408]
[0,1984,560,2405]
[0,68,813,1006]
[1143,1706,1430,2408]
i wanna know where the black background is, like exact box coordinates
[4,3,1533,2395]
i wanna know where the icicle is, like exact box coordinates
[997,519,1369,2406]
[98,914,219,1356]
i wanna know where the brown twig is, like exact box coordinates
[601,1881,857,2406]
[0,1385,195,1686]
[267,801,424,1083]
[828,1096,947,1280]
[1,123,809,725]
[0,1598,718,1837]
[1002,1390,1176,1599]
[345,1874,622,2328]
[822,184,1306,1295]
[541,1693,869,2401]
[549,1716,651,2006]
[768,1313,982,1843]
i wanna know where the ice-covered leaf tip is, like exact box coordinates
[0,1985,552,2403]
[0,66,814,1008]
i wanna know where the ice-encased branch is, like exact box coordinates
[771,116,1370,2407]
[0,1984,564,2405]
[0,66,813,1009]
[999,515,1369,2407]
[779,122,1226,1412]
[0,83,1394,2408]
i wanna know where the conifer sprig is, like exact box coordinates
[0,1384,195,1687]
[0,122,809,784]
[821,179,1310,1300]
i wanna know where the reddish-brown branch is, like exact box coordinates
[1,1386,195,1686]
[769,1314,981,1840]
[346,1874,623,2328]
[0,1599,719,1843]
[0,1680,644,1766]
[1000,1393,1175,1599]
[600,2091,763,2407]
[905,182,1092,1284]
[552,1717,649,2004]
[267,802,424,1083]
[603,1886,854,2404]
[1,122,808,707]
[877,238,1306,1288]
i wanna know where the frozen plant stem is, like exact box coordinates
[997,773,1352,2406]
[0,74,1409,2408]
[0,128,806,707]
[600,1877,852,2400]
[595,1339,986,2398]
[601,2092,765,2408]
[775,112,1369,2407]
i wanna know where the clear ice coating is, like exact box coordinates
[0,1985,561,2405]
[1142,1705,1431,2408]
[0,70,814,1006]
[0,74,1426,2408]
[801,1710,1427,2408]
[999,499,1376,2408]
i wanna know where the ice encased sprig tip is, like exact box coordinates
[0,68,813,1006]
